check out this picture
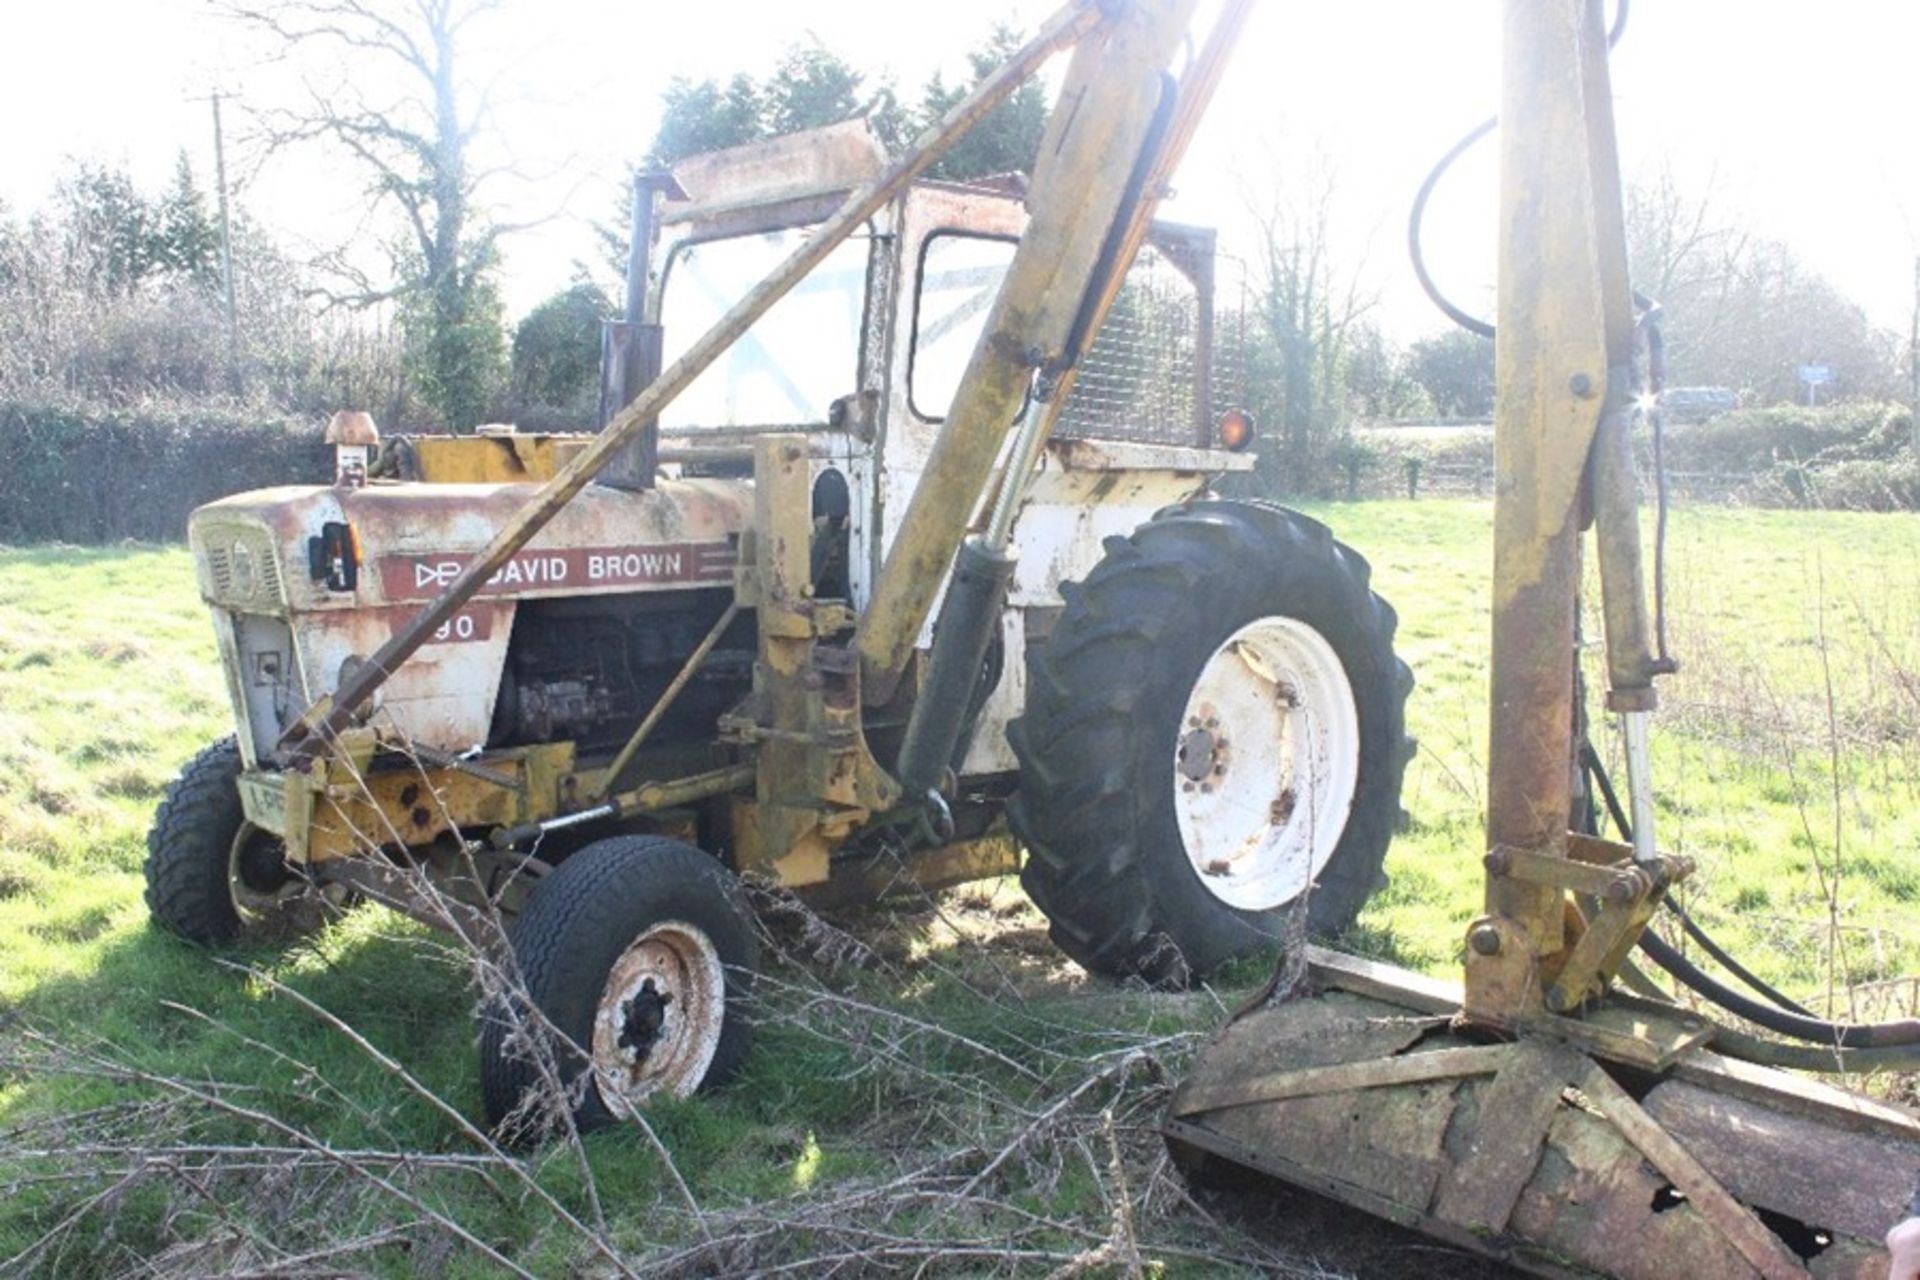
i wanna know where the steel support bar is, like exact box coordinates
[275,0,1105,763]
[856,0,1201,699]
[1474,0,1616,994]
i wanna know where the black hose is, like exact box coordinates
[1583,742,1920,1047]
[1580,742,1813,1016]
[1408,0,1632,338]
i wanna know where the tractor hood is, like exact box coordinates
[189,478,752,615]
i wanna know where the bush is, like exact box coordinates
[1658,401,1912,475]
[0,400,330,544]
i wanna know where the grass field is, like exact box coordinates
[4,499,1920,1275]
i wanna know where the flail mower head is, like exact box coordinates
[1164,2,1920,1275]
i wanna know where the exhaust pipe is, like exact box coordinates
[598,169,684,490]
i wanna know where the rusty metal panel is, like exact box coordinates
[1507,1108,1767,1280]
[1644,1079,1920,1244]
[408,434,591,484]
[662,120,890,225]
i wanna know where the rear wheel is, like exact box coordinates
[1010,500,1413,985]
[479,835,756,1138]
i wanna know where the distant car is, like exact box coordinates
[1659,386,1738,423]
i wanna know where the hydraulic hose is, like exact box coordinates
[1581,742,1813,1016]
[1584,742,1920,1049]
[1409,0,1631,338]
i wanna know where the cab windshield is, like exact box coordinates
[658,225,868,430]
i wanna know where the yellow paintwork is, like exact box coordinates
[409,434,592,484]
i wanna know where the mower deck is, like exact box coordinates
[1166,948,1920,1279]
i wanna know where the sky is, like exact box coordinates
[4,1,1919,346]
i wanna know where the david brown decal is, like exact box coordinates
[378,543,736,601]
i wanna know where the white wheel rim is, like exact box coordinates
[591,921,725,1114]
[1173,616,1361,913]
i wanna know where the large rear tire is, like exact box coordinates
[1010,500,1413,985]
[479,835,756,1138]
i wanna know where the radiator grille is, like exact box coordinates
[196,526,285,609]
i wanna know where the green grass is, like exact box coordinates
[6,502,1920,1273]
[1304,501,1920,1007]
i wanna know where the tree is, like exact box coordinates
[56,164,162,297]
[1343,321,1429,422]
[645,74,766,168]
[509,278,611,418]
[1626,171,1900,403]
[1242,160,1374,493]
[1405,329,1494,419]
[642,42,899,169]
[600,25,1050,283]
[227,0,516,429]
[918,24,1049,182]
[154,154,223,288]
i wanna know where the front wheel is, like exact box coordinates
[145,738,320,946]
[479,835,756,1138]
[1010,501,1413,985]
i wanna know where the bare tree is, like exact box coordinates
[225,0,518,428]
[1244,153,1376,492]
[1627,169,1900,403]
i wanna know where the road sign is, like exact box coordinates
[1800,364,1835,385]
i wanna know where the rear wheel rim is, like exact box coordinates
[591,921,725,1114]
[1173,616,1361,913]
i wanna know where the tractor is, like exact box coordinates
[143,2,1920,1272]
[146,1,1411,1132]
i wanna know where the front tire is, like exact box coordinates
[145,738,309,946]
[479,835,756,1138]
[1010,501,1413,985]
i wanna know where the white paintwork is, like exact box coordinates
[591,920,727,1112]
[1172,617,1361,913]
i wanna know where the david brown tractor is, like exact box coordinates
[146,1,1411,1132]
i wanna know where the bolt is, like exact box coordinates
[1483,848,1512,876]
[1569,372,1596,398]
[1605,875,1638,905]
[1200,783,1213,794]
[1182,782,1195,793]
[1545,986,1575,1014]
[1468,923,1503,956]
[1205,717,1218,730]
[1213,765,1225,777]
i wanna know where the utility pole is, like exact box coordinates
[210,90,240,394]
[1910,255,1918,458]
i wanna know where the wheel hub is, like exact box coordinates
[616,978,674,1063]
[1177,720,1229,787]
[1172,617,1361,913]
[591,921,725,1114]
[227,823,301,922]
